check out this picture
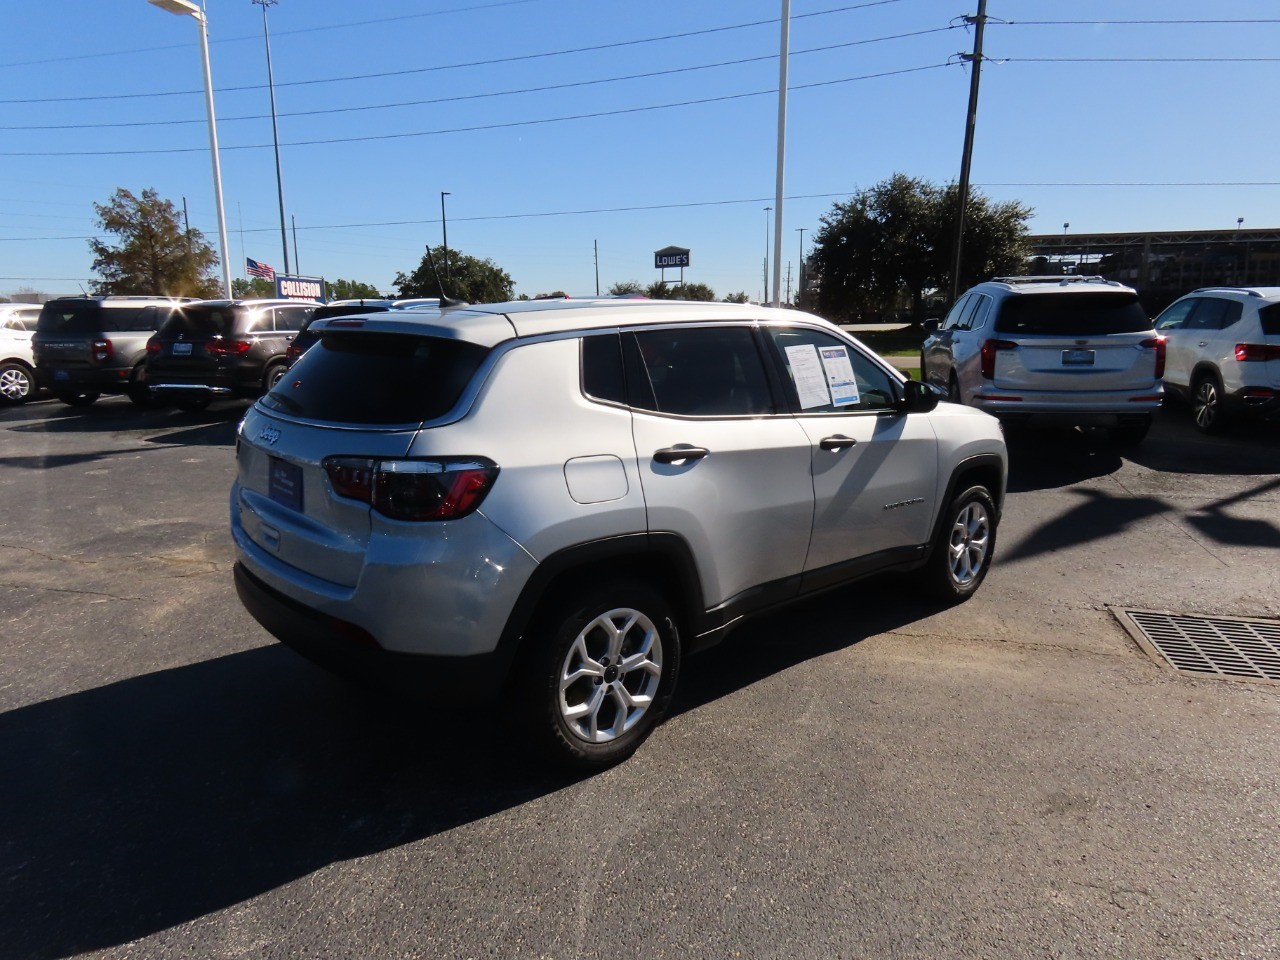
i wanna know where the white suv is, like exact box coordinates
[0,302,41,404]
[231,300,1007,769]
[921,276,1165,444]
[1153,287,1280,433]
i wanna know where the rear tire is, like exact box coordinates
[1110,414,1152,447]
[262,362,288,394]
[947,372,962,404]
[0,361,34,404]
[1191,373,1227,434]
[56,391,99,407]
[922,484,997,604]
[520,580,681,772]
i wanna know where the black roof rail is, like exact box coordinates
[1190,286,1264,297]
[990,275,1119,286]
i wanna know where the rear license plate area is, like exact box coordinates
[172,343,192,356]
[268,457,304,512]
[1062,349,1095,366]
[53,369,69,381]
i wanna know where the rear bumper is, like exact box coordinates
[38,365,133,393]
[1228,386,1280,418]
[148,373,257,398]
[972,387,1162,424]
[234,562,503,701]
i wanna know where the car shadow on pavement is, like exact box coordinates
[6,399,248,437]
[0,579,931,960]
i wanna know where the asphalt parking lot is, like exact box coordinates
[2,395,1278,960]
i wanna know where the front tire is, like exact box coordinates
[0,361,34,404]
[522,580,681,771]
[947,372,962,404]
[127,365,156,408]
[923,485,997,604]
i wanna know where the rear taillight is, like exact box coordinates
[1235,343,1280,362]
[91,338,113,363]
[145,337,161,355]
[1141,336,1167,378]
[285,343,303,363]
[322,456,498,522]
[206,338,253,357]
[980,339,1016,380]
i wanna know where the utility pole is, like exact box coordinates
[253,0,291,276]
[785,262,792,305]
[594,239,600,296]
[763,206,772,304]
[440,191,451,280]
[291,214,300,276]
[796,226,806,308]
[949,0,987,302]
[182,196,192,259]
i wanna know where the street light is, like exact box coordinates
[763,206,773,303]
[252,0,290,276]
[441,191,451,282]
[147,0,232,298]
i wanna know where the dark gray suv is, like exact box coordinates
[33,296,195,407]
[145,299,316,411]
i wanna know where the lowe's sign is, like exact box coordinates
[275,274,325,302]
[654,246,691,269]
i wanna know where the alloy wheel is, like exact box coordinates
[948,501,991,587]
[558,606,663,744]
[0,366,32,402]
[1193,379,1219,432]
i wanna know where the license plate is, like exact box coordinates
[268,457,304,512]
[172,343,192,356]
[53,369,69,381]
[1062,349,1095,366]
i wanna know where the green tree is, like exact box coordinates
[327,278,382,300]
[89,187,221,298]
[395,244,513,303]
[644,281,716,301]
[608,280,645,296]
[811,173,1031,322]
[232,277,276,299]
[722,291,750,303]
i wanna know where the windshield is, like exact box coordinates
[995,293,1151,336]
[260,331,488,424]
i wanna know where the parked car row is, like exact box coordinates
[920,279,1280,440]
[3,295,440,409]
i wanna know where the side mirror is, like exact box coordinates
[899,379,941,414]
[922,318,941,333]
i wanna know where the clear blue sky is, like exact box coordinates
[2,0,1277,301]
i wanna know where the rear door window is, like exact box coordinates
[1187,298,1242,331]
[581,333,626,406]
[273,306,314,332]
[995,293,1151,336]
[624,326,774,417]
[99,306,160,332]
[260,332,489,424]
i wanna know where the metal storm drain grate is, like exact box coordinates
[1115,608,1280,683]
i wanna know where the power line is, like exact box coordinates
[0,63,955,157]
[0,0,548,70]
[1003,57,1280,63]
[0,26,958,132]
[0,0,905,105]
[999,19,1280,26]
[7,182,1280,243]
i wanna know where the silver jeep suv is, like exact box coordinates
[922,276,1164,444]
[232,300,1007,769]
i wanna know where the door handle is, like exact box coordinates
[653,446,709,464]
[1197,341,1208,347]
[819,435,857,451]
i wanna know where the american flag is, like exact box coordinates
[246,257,275,280]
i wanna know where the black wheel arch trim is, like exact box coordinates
[924,453,1005,564]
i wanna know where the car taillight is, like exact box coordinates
[91,338,113,362]
[285,344,302,363]
[1141,336,1167,378]
[322,456,499,522]
[206,338,253,357]
[980,339,1016,380]
[1235,343,1280,362]
[145,337,161,355]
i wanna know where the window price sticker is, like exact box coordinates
[819,346,860,407]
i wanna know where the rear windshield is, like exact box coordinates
[1259,303,1280,337]
[37,301,166,335]
[995,293,1150,336]
[259,331,488,424]
[158,304,237,339]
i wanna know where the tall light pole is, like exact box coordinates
[440,191,451,281]
[771,0,791,308]
[796,226,806,307]
[253,0,290,275]
[763,206,773,303]
[147,0,232,298]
